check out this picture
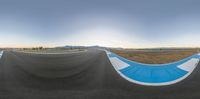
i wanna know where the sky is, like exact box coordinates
[0,0,200,48]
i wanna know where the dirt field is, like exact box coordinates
[111,49,199,64]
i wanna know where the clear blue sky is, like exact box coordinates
[0,0,200,48]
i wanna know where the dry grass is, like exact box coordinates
[111,49,199,64]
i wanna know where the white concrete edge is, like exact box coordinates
[0,51,3,59]
[13,49,88,55]
[105,51,200,86]
[109,57,130,70]
[178,58,199,72]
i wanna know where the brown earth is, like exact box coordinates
[111,49,199,64]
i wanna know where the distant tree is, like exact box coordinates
[32,47,36,50]
[39,47,43,50]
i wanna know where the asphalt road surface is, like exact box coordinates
[0,49,200,99]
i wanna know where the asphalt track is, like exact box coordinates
[0,49,200,99]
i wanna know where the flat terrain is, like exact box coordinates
[0,49,200,98]
[111,49,199,64]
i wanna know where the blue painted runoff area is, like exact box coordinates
[107,51,200,84]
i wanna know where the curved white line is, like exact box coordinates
[105,51,199,86]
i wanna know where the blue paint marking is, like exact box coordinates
[108,52,200,84]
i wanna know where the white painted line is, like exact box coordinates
[104,50,111,55]
[0,51,3,58]
[178,58,199,72]
[106,52,111,55]
[109,57,130,70]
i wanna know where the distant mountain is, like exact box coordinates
[57,45,105,49]
[63,45,86,48]
[56,45,124,50]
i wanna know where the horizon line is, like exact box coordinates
[0,46,200,49]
